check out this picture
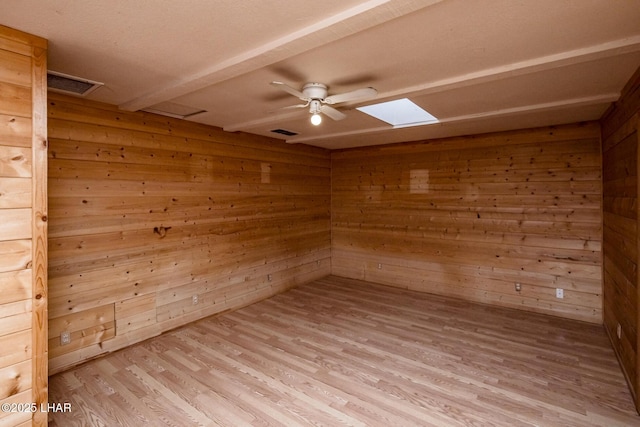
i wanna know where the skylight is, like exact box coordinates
[357,98,439,128]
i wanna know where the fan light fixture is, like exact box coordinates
[311,113,322,126]
[309,99,322,125]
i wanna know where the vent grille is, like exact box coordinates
[271,128,298,136]
[47,71,103,96]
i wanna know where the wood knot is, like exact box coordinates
[8,372,21,396]
[153,226,171,238]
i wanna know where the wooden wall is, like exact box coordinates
[601,66,640,409]
[47,93,331,374]
[331,123,602,324]
[0,25,48,427]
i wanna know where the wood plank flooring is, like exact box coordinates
[48,276,639,426]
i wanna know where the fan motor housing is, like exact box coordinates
[303,82,328,100]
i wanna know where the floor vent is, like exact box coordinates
[47,71,104,96]
[271,128,298,136]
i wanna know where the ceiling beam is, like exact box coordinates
[223,109,308,133]
[118,0,443,112]
[285,93,619,144]
[222,36,640,133]
[373,35,640,102]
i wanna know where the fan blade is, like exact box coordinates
[320,105,347,121]
[281,103,308,110]
[324,87,377,105]
[270,81,309,101]
[268,102,308,114]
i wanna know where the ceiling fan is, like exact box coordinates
[270,81,377,125]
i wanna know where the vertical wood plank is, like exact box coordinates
[637,126,640,413]
[0,24,47,427]
[31,43,48,427]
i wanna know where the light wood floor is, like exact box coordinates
[49,276,639,426]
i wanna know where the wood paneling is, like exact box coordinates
[0,24,48,427]
[601,65,640,411]
[47,93,331,374]
[48,276,639,426]
[331,123,602,323]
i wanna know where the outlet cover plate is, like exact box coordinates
[60,331,71,346]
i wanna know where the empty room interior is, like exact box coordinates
[2,1,640,426]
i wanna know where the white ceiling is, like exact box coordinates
[2,0,640,150]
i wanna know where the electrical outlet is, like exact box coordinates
[556,288,564,299]
[267,274,272,282]
[192,294,198,305]
[617,323,622,339]
[377,263,382,269]
[60,331,71,346]
[515,283,521,292]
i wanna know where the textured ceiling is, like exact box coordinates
[2,0,640,149]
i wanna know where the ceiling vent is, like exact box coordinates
[47,71,104,96]
[271,128,298,136]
